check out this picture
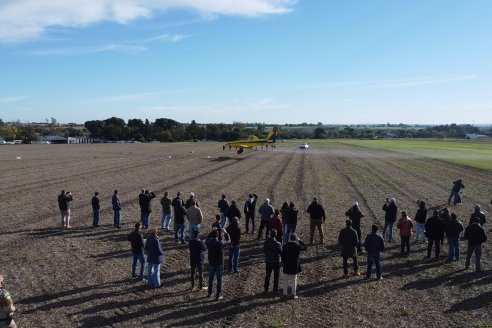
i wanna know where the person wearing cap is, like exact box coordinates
[58,189,73,229]
[0,275,16,328]
[185,192,199,209]
[281,233,307,299]
[226,200,241,227]
[257,198,274,240]
[448,178,464,205]
[345,202,365,252]
[414,201,428,242]
[187,200,203,240]
[160,191,172,232]
[363,225,385,280]
[464,217,487,272]
[382,198,398,242]
[226,217,242,273]
[218,194,229,228]
[425,210,444,259]
[91,191,100,228]
[338,219,360,276]
[145,228,164,288]
[283,202,299,243]
[307,197,326,244]
[396,211,413,256]
[244,193,258,234]
[469,205,486,226]
[128,222,146,281]
[445,212,464,263]
[112,189,122,228]
[263,229,282,294]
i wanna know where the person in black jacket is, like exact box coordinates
[226,200,241,226]
[218,194,229,228]
[448,178,464,205]
[425,210,444,259]
[58,190,73,229]
[206,229,230,300]
[445,212,464,262]
[345,202,365,252]
[414,200,428,242]
[264,229,282,294]
[307,197,326,244]
[363,224,385,280]
[464,217,487,272]
[382,198,397,242]
[469,204,486,226]
[174,203,187,244]
[283,202,299,243]
[338,219,360,276]
[226,217,241,273]
[91,191,100,228]
[128,222,146,281]
[188,230,207,291]
[281,233,307,299]
[243,193,258,234]
[141,190,156,229]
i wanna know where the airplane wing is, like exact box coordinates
[227,143,253,149]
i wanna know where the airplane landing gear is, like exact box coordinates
[237,148,244,154]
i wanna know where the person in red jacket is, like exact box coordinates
[269,210,283,243]
[396,211,413,256]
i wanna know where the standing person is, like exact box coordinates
[138,189,145,225]
[307,197,326,244]
[185,192,199,209]
[445,213,464,263]
[396,211,413,255]
[283,202,299,243]
[345,202,365,252]
[0,275,16,328]
[281,233,307,299]
[269,210,283,243]
[425,210,444,259]
[257,199,274,240]
[226,217,241,273]
[174,202,187,244]
[58,190,73,229]
[363,225,385,280]
[382,198,398,242]
[448,178,464,205]
[145,228,164,288]
[187,200,203,240]
[469,204,486,226]
[226,200,241,226]
[280,202,289,221]
[128,222,146,281]
[414,200,428,242]
[91,191,100,228]
[160,192,172,232]
[338,219,360,277]
[112,190,122,228]
[464,217,487,272]
[188,230,207,291]
[263,229,282,294]
[218,194,229,228]
[212,214,222,230]
[141,190,156,229]
[243,193,258,234]
[206,228,230,301]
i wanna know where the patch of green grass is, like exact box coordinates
[399,306,412,317]
[473,322,492,328]
[265,319,283,328]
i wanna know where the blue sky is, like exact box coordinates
[1,0,491,125]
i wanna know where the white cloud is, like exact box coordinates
[141,34,189,43]
[0,0,296,42]
[26,43,147,55]
[0,96,27,104]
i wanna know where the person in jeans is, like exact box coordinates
[226,217,241,273]
[257,199,274,240]
[396,211,413,255]
[338,219,359,276]
[187,200,203,240]
[112,189,122,228]
[174,202,187,244]
[145,228,164,288]
[243,193,258,234]
[141,190,156,229]
[264,229,282,294]
[345,202,365,252]
[464,217,487,272]
[445,212,464,262]
[307,197,326,244]
[283,202,298,243]
[188,230,207,291]
[218,194,229,228]
[363,225,385,280]
[160,191,172,232]
[128,222,146,281]
[58,190,73,229]
[382,198,397,242]
[91,191,100,228]
[414,200,427,242]
[206,228,230,300]
[281,233,306,299]
[448,178,464,205]
[425,210,444,259]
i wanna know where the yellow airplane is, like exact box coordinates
[223,130,279,154]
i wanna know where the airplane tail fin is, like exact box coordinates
[266,130,279,141]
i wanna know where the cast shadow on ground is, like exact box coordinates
[209,156,245,162]
[445,290,492,314]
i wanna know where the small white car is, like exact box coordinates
[299,143,309,149]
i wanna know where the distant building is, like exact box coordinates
[41,136,67,144]
[67,137,96,144]
[465,133,489,140]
